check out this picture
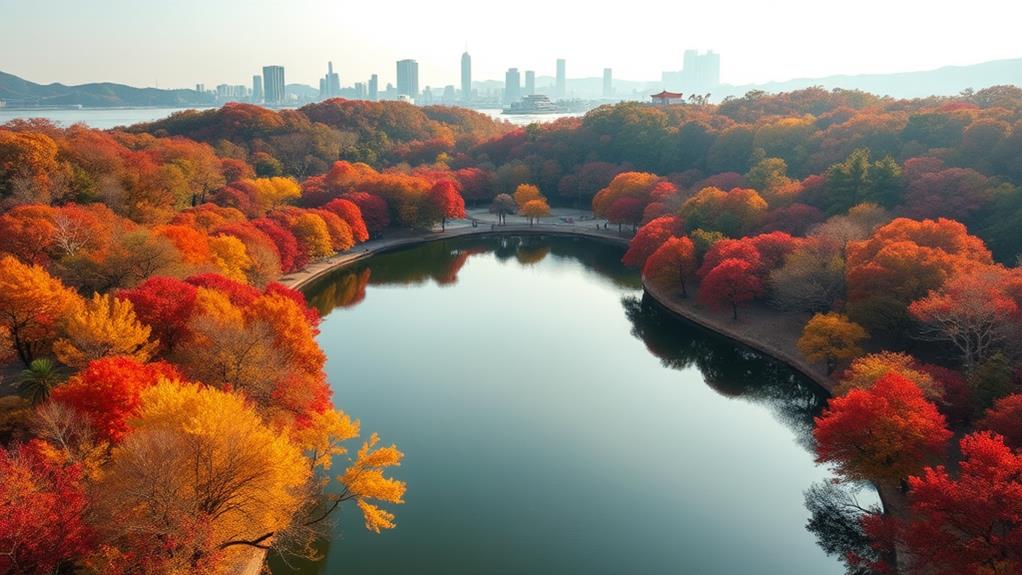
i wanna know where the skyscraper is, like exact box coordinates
[251,75,263,103]
[368,74,379,101]
[262,65,285,105]
[461,52,472,102]
[555,59,566,99]
[524,70,535,96]
[321,61,341,99]
[396,59,419,99]
[678,50,720,94]
[602,68,613,98]
[504,68,521,103]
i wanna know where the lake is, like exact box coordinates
[286,234,863,575]
[0,106,580,130]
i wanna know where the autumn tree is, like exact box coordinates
[621,215,684,269]
[902,432,1022,575]
[117,277,198,355]
[489,193,516,224]
[908,266,1021,370]
[520,198,551,226]
[978,394,1022,449]
[322,198,370,242]
[679,186,768,236]
[50,356,182,443]
[93,381,309,572]
[797,313,868,374]
[836,351,944,401]
[512,183,542,208]
[814,373,951,485]
[0,443,92,574]
[643,236,697,297]
[0,255,82,366]
[53,293,157,368]
[698,259,764,319]
[769,239,845,312]
[426,180,466,231]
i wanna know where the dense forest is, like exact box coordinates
[2,88,1022,574]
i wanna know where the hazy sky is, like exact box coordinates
[2,0,1018,90]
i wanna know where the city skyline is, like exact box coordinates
[2,0,1020,90]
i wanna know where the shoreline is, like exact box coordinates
[641,282,834,393]
[279,223,630,290]
[283,223,834,395]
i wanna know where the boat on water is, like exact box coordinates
[502,94,562,115]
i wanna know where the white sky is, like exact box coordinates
[2,0,1018,89]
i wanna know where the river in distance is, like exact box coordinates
[284,235,872,575]
[0,106,578,130]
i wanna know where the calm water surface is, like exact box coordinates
[286,235,856,575]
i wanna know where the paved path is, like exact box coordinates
[279,209,629,290]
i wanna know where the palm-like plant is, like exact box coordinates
[17,358,63,405]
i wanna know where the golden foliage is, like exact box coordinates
[340,433,406,533]
[798,312,868,373]
[291,409,360,471]
[208,234,252,282]
[98,380,309,565]
[836,351,943,400]
[53,293,157,368]
[0,255,82,364]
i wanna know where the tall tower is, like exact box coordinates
[461,52,472,102]
[396,59,419,99]
[504,68,521,104]
[524,70,535,96]
[323,61,340,99]
[602,68,613,98]
[555,58,566,99]
[369,74,379,101]
[262,65,285,105]
[251,75,262,103]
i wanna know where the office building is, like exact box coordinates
[555,58,566,98]
[251,76,262,102]
[603,68,613,97]
[262,65,286,105]
[195,83,205,93]
[663,50,720,94]
[321,61,341,99]
[461,52,472,102]
[396,59,419,99]
[504,68,521,103]
[525,70,535,96]
[369,74,379,101]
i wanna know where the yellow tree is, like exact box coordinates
[513,183,542,208]
[250,177,301,215]
[835,351,944,400]
[94,380,310,571]
[520,198,551,226]
[53,293,158,368]
[0,255,82,366]
[208,234,253,282]
[798,312,868,375]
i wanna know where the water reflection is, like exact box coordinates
[305,236,640,315]
[622,294,828,450]
[296,235,853,575]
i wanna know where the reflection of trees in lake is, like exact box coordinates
[306,267,371,316]
[305,236,640,318]
[622,294,827,450]
[803,481,885,575]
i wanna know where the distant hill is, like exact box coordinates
[718,58,1022,100]
[0,71,213,108]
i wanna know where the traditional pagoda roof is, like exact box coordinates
[651,91,684,99]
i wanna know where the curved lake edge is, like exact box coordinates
[272,229,900,575]
[283,224,834,394]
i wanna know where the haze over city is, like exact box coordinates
[2,0,1019,89]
